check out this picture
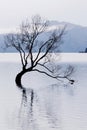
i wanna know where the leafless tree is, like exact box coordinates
[5,15,74,90]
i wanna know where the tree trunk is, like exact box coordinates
[15,67,32,90]
[15,70,27,89]
[15,67,33,90]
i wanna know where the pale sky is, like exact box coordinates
[0,0,87,32]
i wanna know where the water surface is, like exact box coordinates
[0,53,87,130]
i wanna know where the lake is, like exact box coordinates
[0,53,87,130]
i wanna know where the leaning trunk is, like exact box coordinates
[15,67,32,90]
[15,70,26,89]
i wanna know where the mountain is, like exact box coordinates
[0,21,87,53]
[49,21,87,52]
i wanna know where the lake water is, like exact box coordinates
[0,53,87,130]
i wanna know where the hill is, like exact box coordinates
[0,21,87,52]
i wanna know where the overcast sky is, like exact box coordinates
[0,0,87,32]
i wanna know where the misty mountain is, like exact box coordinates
[0,21,87,53]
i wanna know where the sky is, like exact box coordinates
[0,0,87,32]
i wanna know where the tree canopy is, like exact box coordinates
[5,15,74,89]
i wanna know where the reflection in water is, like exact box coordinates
[15,84,74,130]
[18,88,37,130]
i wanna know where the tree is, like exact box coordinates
[5,15,74,91]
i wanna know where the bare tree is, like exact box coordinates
[5,15,74,90]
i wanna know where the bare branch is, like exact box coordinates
[32,68,74,83]
[5,15,74,86]
[37,62,54,73]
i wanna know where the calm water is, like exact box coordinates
[0,54,87,130]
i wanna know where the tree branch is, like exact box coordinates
[37,62,54,73]
[32,68,73,83]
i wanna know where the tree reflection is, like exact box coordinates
[18,88,38,130]
[16,84,75,130]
